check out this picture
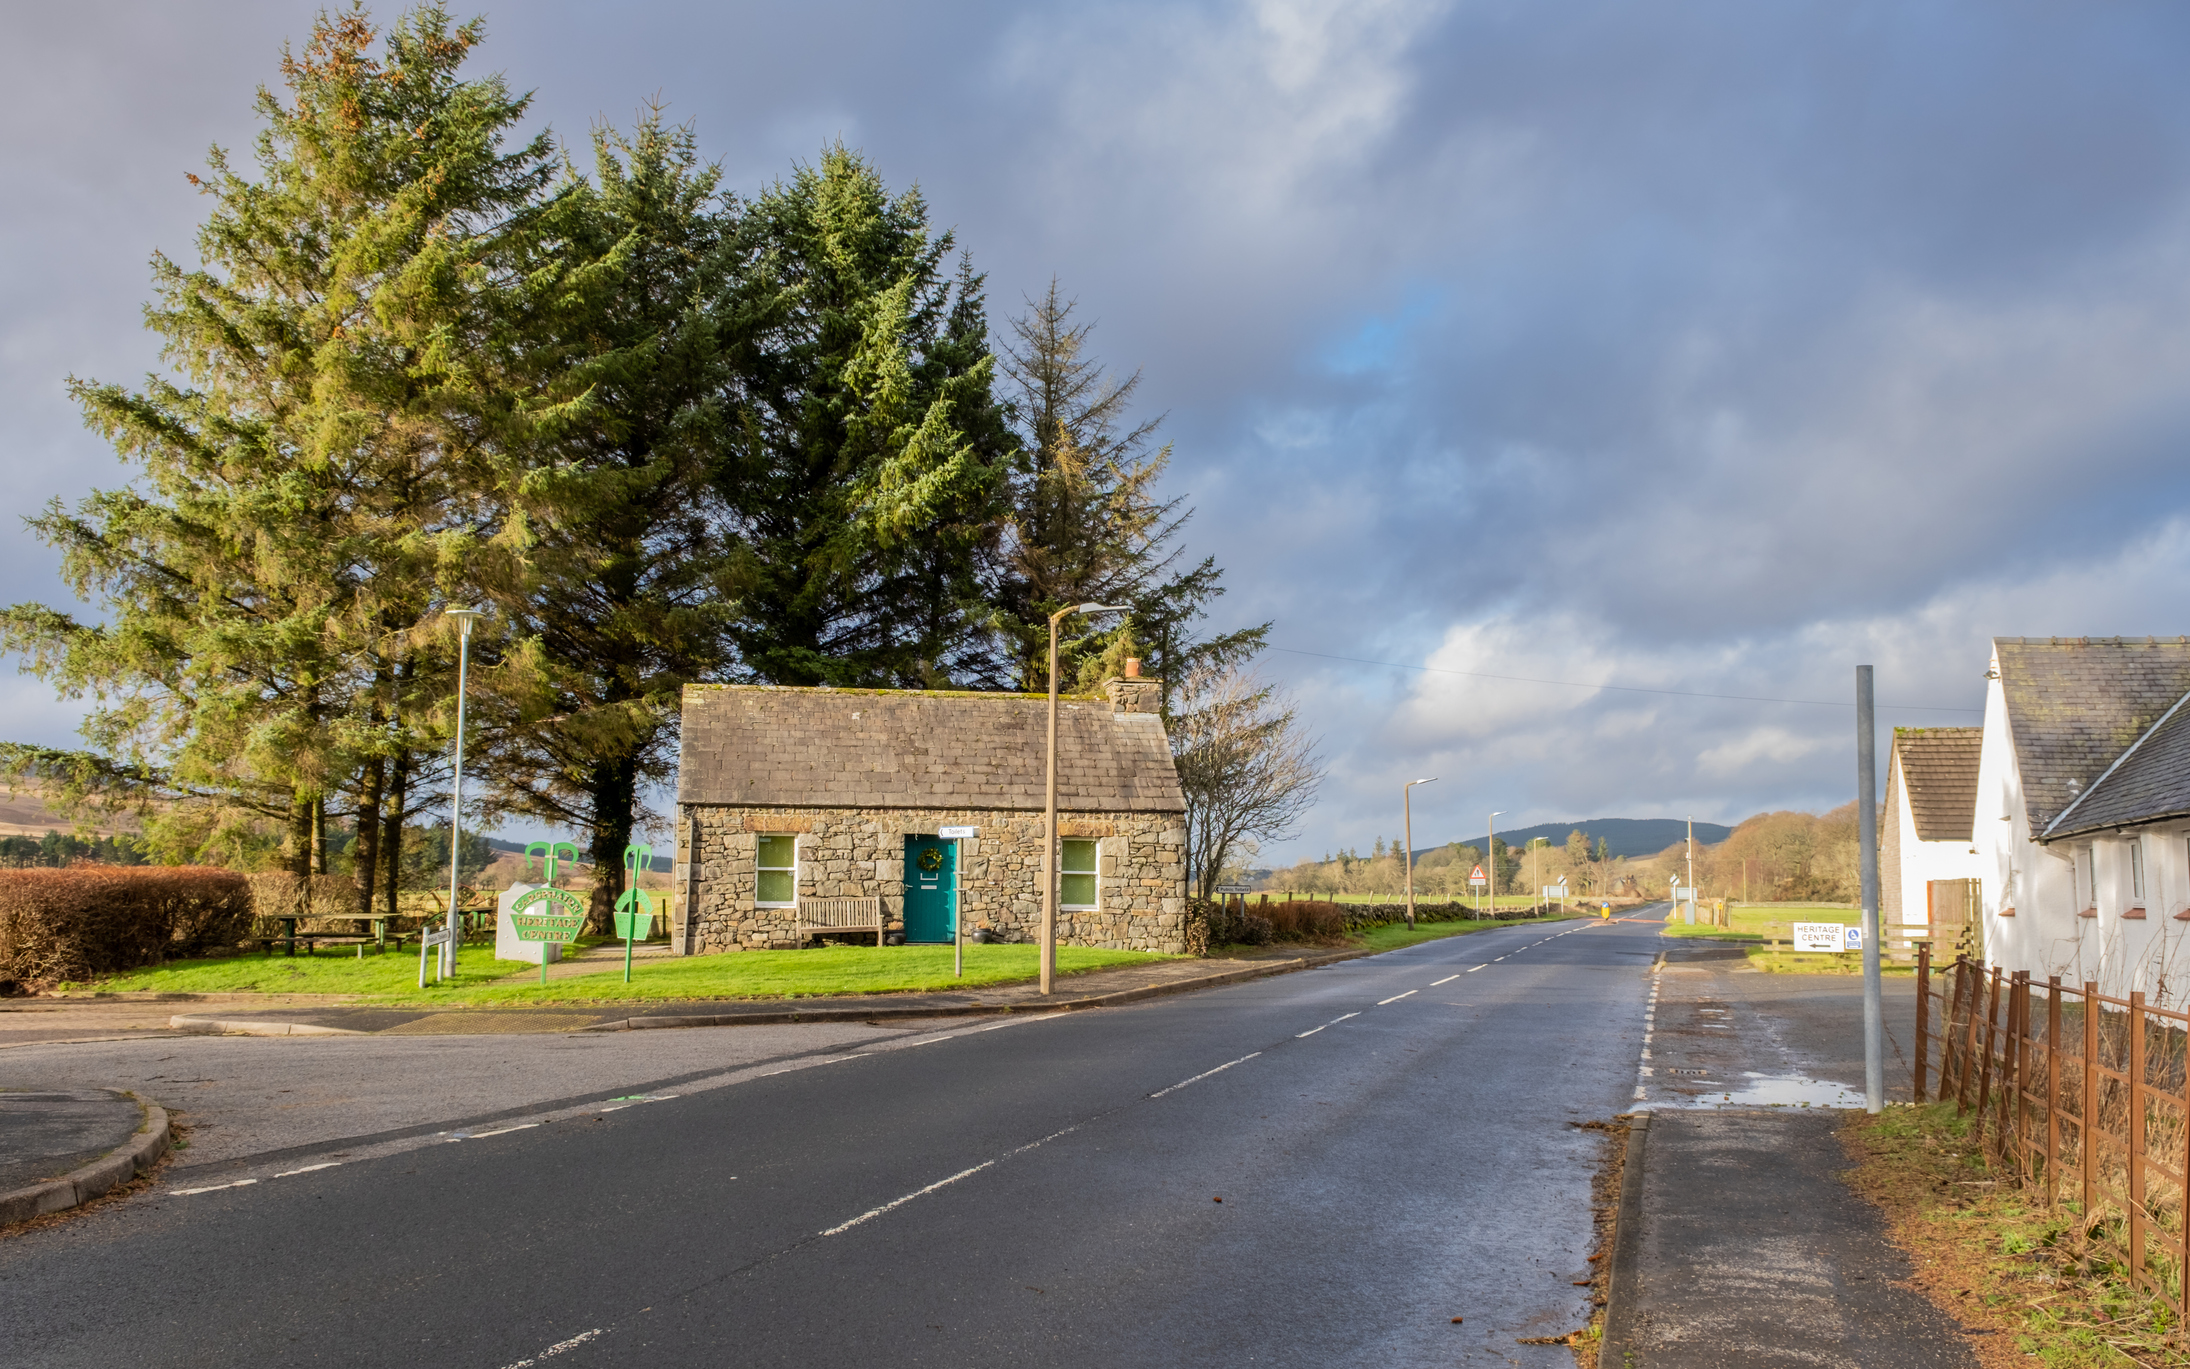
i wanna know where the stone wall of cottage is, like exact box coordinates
[673,805,1187,955]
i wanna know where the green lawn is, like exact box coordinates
[65,942,1175,1004]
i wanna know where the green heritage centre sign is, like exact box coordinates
[509,885,588,944]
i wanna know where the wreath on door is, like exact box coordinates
[917,847,944,873]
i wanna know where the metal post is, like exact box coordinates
[1404,778,1435,930]
[443,608,485,980]
[1040,602,1128,996]
[1857,663,1884,1113]
[1042,611,1063,996]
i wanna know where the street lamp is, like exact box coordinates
[440,607,487,981]
[1042,602,1131,994]
[1403,778,1436,929]
[1484,811,1504,918]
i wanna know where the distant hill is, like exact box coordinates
[1420,817,1732,861]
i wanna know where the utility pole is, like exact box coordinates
[1486,811,1504,917]
[1686,815,1695,912]
[1857,665,1884,1114]
[1404,778,1436,929]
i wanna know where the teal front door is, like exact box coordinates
[903,837,956,942]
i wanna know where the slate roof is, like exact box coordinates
[1994,637,2190,836]
[2042,686,2190,840]
[675,685,1186,813]
[1892,727,1981,843]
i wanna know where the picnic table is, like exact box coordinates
[260,912,397,957]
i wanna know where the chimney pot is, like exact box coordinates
[1124,657,1141,678]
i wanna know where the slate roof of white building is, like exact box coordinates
[2041,686,2190,841]
[675,684,1186,813]
[1994,636,2190,836]
[1892,727,1981,842]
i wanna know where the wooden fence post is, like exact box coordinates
[2010,972,2029,1179]
[1915,943,1932,1102]
[2046,976,2062,1207]
[2085,981,2101,1232]
[1971,959,1988,1112]
[1975,967,2003,1156]
[2130,991,2148,1292]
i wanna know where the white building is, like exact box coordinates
[1973,636,2190,1004]
[1880,727,1982,947]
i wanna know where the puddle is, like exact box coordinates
[1654,1072,1867,1109]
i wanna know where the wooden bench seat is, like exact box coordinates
[795,897,885,948]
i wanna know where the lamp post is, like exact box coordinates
[1485,811,1504,917]
[441,607,487,979]
[1403,778,1436,929]
[1042,602,1130,995]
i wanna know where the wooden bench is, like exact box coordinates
[795,897,885,948]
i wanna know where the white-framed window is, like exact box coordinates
[756,834,797,907]
[2131,838,2147,902]
[1060,838,1099,910]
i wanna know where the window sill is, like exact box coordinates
[2077,907,2098,919]
[2124,907,2148,920]
[1998,906,2015,918]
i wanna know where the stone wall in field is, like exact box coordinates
[674,805,1188,956]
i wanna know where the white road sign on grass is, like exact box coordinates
[1793,922,1851,953]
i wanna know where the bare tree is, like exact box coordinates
[1170,664,1323,900]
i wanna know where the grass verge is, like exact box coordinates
[1843,1102,2187,1367]
[1350,913,1579,954]
[60,943,1175,1004]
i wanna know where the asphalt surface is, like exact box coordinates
[0,915,1655,1368]
[0,1088,143,1192]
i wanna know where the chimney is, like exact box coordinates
[1105,672,1161,715]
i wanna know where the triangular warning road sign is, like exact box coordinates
[1470,865,1487,880]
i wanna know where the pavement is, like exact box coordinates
[1607,934,1979,1367]
[1,914,1641,1368]
[0,1088,145,1193]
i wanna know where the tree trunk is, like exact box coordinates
[311,794,328,875]
[288,791,313,878]
[382,756,408,921]
[354,754,384,918]
[584,755,639,935]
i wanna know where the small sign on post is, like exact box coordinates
[1215,883,1252,895]
[939,825,977,840]
[1468,866,1488,886]
[510,885,588,984]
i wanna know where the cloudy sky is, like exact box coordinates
[7,1,2190,862]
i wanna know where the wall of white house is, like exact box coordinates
[1974,648,2190,1006]
[1891,781,1981,930]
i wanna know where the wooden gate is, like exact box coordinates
[1926,877,1983,961]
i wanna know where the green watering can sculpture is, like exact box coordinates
[614,844,655,983]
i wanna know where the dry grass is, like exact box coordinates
[1843,1103,2189,1367]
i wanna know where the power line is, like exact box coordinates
[1266,646,1983,713]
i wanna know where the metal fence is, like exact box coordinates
[1917,948,2190,1320]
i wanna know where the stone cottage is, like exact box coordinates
[668,671,1189,955]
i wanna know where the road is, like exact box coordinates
[1,916,1661,1368]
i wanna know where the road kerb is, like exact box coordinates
[1599,1111,1651,1361]
[166,1017,367,1036]
[0,1096,171,1229]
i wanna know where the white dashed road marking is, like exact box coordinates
[1377,990,1417,1005]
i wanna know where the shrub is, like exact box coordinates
[0,866,253,989]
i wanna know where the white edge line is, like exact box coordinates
[470,1123,541,1139]
[498,1327,604,1369]
[273,1162,341,1177]
[1149,1051,1262,1100]
[171,1178,259,1196]
[1431,975,1459,985]
[1296,1025,1327,1038]
[822,1160,996,1237]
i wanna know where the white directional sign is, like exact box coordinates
[938,826,977,839]
[1541,886,1565,900]
[1672,887,1698,902]
[1793,922,1848,953]
[1215,883,1252,895]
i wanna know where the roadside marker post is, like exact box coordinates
[940,827,977,977]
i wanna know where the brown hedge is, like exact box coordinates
[0,866,253,988]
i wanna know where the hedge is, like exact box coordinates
[0,866,253,989]
[1185,895,1554,953]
